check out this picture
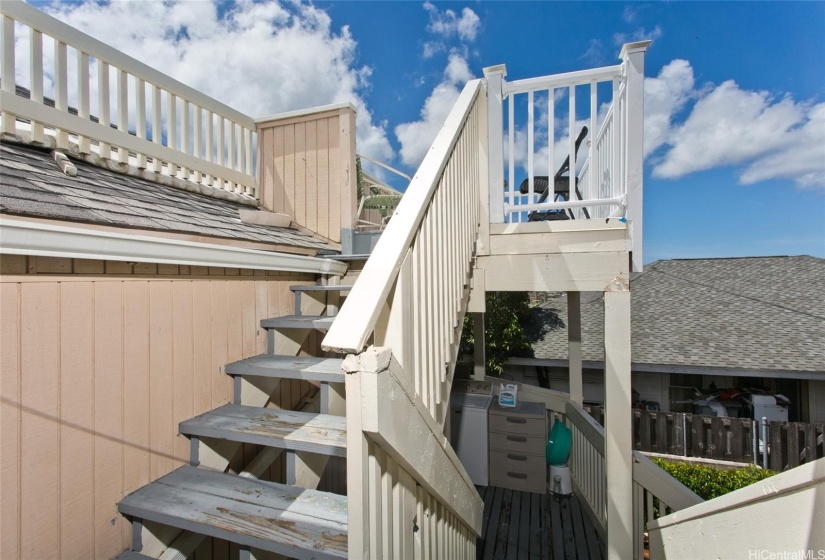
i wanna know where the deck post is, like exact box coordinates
[483,65,506,224]
[619,41,650,273]
[568,291,583,405]
[603,282,632,559]
[472,312,486,380]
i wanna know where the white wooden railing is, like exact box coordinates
[322,79,486,558]
[323,78,485,423]
[566,400,609,535]
[564,399,703,558]
[631,451,703,559]
[484,41,649,271]
[0,0,256,197]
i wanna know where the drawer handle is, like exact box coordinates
[506,417,527,424]
[507,472,528,479]
[507,454,527,461]
[506,435,527,443]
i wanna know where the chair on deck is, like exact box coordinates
[518,126,589,221]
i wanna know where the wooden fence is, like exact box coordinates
[585,407,825,471]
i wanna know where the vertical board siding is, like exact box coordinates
[0,271,314,559]
[257,109,356,244]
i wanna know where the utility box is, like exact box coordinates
[750,395,788,422]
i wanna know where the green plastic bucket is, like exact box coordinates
[546,420,572,465]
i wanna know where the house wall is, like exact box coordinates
[0,255,330,560]
[257,106,357,245]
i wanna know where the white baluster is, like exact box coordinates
[29,28,44,143]
[507,94,514,221]
[527,90,534,205]
[77,51,90,153]
[193,104,202,183]
[116,67,128,162]
[548,87,554,192]
[568,85,576,206]
[167,91,177,176]
[206,110,214,186]
[98,60,111,159]
[217,116,225,189]
[54,40,68,149]
[590,80,597,209]
[151,83,161,171]
[135,77,146,167]
[228,120,236,192]
[181,98,190,179]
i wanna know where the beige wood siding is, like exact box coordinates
[0,258,323,559]
[257,107,357,244]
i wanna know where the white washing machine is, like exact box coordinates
[449,390,493,486]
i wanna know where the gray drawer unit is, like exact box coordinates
[489,400,547,493]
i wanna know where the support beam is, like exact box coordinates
[567,292,582,405]
[472,312,486,380]
[603,282,632,559]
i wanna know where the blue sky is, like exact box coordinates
[32,1,825,261]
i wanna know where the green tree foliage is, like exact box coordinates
[460,292,533,376]
[651,458,777,500]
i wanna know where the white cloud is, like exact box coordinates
[395,54,474,167]
[644,59,695,157]
[26,0,393,162]
[614,24,662,47]
[422,41,445,59]
[423,2,481,42]
[638,59,825,188]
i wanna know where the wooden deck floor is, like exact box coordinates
[476,486,605,560]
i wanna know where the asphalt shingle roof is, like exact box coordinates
[0,141,333,251]
[529,256,825,373]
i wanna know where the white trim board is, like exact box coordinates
[0,217,348,275]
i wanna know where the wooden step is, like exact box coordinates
[290,284,353,293]
[119,466,347,560]
[260,315,334,330]
[225,354,344,383]
[180,404,346,457]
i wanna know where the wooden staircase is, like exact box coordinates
[116,282,356,560]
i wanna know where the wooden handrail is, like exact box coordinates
[632,451,703,511]
[566,400,606,456]
[322,79,483,355]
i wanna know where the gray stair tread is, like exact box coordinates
[119,466,347,560]
[113,552,155,560]
[290,284,353,292]
[261,315,334,330]
[181,404,346,457]
[225,354,344,383]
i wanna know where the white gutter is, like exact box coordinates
[0,217,348,276]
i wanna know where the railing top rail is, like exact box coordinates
[632,451,704,511]
[504,64,623,95]
[322,79,482,354]
[1,0,256,130]
[566,400,605,456]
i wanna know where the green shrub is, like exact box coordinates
[460,292,533,376]
[651,458,777,500]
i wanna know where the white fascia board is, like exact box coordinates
[0,217,348,276]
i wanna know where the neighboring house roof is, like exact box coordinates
[528,256,825,374]
[0,141,333,252]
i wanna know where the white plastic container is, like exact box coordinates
[549,464,572,495]
[498,383,518,408]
